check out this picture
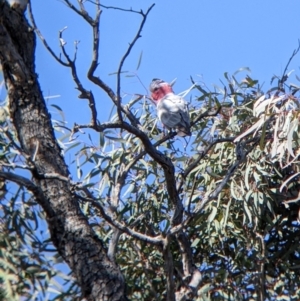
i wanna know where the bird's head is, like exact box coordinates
[149,78,173,102]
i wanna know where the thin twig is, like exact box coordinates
[0,171,37,191]
[58,28,98,125]
[73,120,182,225]
[190,105,222,127]
[84,1,141,127]
[63,0,94,24]
[100,4,147,14]
[77,0,87,14]
[27,2,69,67]
[0,171,54,215]
[280,39,300,86]
[77,192,162,245]
[116,3,155,121]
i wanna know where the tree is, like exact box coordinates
[1,1,300,300]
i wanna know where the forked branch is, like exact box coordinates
[116,4,155,120]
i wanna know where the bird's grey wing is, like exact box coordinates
[157,94,191,136]
[157,109,181,129]
[164,95,190,126]
[157,97,182,128]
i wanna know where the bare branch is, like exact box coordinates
[0,171,36,192]
[191,105,222,127]
[87,0,101,79]
[279,40,300,87]
[99,3,147,14]
[108,158,127,261]
[77,0,87,14]
[0,171,54,214]
[116,3,155,121]
[175,269,202,301]
[73,120,182,223]
[58,28,98,125]
[63,0,94,24]
[84,1,141,127]
[107,230,121,262]
[28,2,69,67]
[78,192,163,245]
[29,0,97,126]
[57,3,155,128]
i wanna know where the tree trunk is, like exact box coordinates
[0,3,126,300]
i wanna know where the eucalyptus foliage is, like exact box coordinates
[2,65,300,300]
[1,1,300,300]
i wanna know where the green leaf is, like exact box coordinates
[136,51,143,70]
[191,238,201,248]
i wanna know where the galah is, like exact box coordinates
[149,78,191,137]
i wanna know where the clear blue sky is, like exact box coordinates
[30,0,300,127]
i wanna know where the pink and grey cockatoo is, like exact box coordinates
[149,78,191,137]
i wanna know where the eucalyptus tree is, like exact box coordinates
[0,1,300,301]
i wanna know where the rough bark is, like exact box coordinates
[0,3,126,301]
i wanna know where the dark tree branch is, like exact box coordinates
[63,0,94,25]
[99,3,148,14]
[279,40,300,87]
[61,0,148,127]
[163,238,175,301]
[108,158,130,261]
[28,2,69,67]
[87,0,101,80]
[77,0,87,15]
[190,104,222,127]
[29,0,98,125]
[116,3,155,121]
[58,27,98,125]
[76,190,162,245]
[0,3,126,300]
[0,171,53,214]
[79,1,142,127]
[73,120,183,224]
[176,231,194,281]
